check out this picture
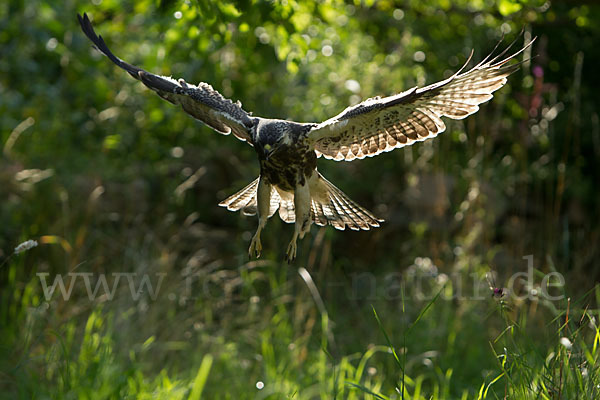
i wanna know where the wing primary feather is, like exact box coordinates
[78,13,142,80]
[78,12,255,143]
[308,33,534,161]
[486,30,533,68]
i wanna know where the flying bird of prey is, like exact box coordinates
[78,13,533,262]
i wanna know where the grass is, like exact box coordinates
[2,239,600,399]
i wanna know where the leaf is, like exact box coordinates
[498,0,522,16]
[219,2,242,18]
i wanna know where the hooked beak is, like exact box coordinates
[264,144,275,161]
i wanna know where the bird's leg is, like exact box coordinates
[249,176,271,259]
[286,231,298,264]
[286,181,312,263]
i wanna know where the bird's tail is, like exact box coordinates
[309,173,382,230]
[219,177,260,216]
[218,177,280,217]
[219,174,383,231]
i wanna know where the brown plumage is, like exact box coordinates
[308,36,533,161]
[221,173,381,231]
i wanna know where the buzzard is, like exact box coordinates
[78,13,533,262]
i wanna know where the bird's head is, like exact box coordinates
[260,139,283,160]
[255,120,292,160]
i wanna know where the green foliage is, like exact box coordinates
[1,0,600,398]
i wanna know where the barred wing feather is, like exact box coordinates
[308,36,535,161]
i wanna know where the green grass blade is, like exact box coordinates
[483,372,505,398]
[407,285,445,335]
[189,354,213,400]
[372,305,403,372]
[346,381,390,400]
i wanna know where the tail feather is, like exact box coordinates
[327,181,381,228]
[327,189,361,230]
[311,173,382,231]
[311,200,328,226]
[219,174,383,231]
[218,178,259,216]
[268,190,281,217]
[320,201,346,230]
[276,188,296,223]
[219,177,279,217]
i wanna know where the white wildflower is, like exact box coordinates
[559,337,572,350]
[14,240,38,254]
[588,316,596,329]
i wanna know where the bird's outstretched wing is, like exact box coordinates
[78,13,254,144]
[307,36,535,161]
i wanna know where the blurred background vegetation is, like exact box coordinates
[1,0,600,398]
